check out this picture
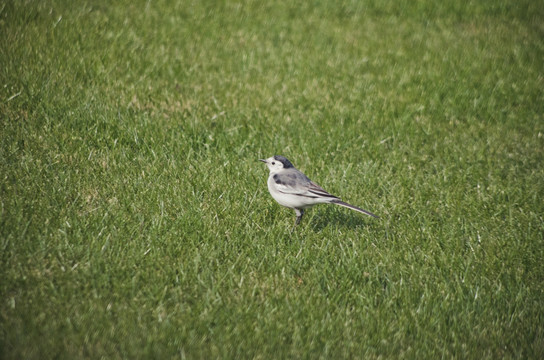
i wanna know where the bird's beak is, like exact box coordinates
[258,159,267,163]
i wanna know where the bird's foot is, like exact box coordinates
[294,209,304,226]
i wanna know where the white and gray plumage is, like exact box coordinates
[259,155,379,225]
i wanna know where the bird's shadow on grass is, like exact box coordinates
[307,207,374,232]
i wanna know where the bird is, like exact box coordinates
[259,155,379,225]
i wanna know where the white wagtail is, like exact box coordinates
[259,155,379,224]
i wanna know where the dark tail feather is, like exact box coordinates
[331,199,379,218]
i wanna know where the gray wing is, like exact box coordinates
[307,181,339,199]
[273,170,339,199]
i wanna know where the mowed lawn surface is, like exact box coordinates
[1,0,543,358]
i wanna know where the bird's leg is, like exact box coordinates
[294,208,304,225]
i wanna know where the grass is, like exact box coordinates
[1,0,543,358]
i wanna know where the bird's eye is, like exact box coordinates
[272,162,275,165]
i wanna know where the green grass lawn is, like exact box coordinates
[1,0,543,358]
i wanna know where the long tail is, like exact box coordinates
[331,199,379,218]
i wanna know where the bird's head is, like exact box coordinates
[259,155,294,173]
